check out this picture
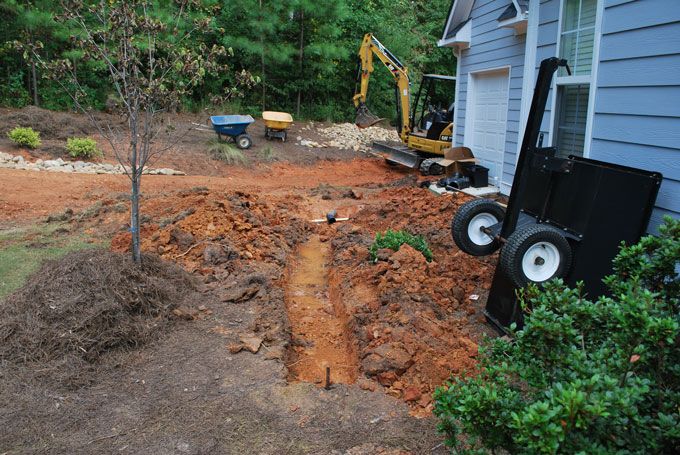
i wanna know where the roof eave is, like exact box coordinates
[497,12,528,34]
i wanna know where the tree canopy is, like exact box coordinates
[0,0,456,122]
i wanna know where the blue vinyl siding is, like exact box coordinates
[449,0,680,232]
[454,0,527,189]
[590,0,680,232]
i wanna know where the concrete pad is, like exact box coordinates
[427,183,500,197]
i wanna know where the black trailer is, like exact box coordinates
[450,57,662,331]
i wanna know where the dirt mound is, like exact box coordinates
[0,106,122,140]
[0,249,196,368]
[328,187,497,412]
[111,190,309,272]
[108,189,310,362]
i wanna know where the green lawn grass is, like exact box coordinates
[0,223,108,299]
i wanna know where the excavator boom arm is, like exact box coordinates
[353,34,411,136]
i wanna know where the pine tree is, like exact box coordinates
[2,1,60,106]
[219,0,294,110]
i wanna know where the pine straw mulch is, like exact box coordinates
[0,249,197,386]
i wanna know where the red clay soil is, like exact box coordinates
[109,189,309,270]
[325,187,497,414]
[285,235,359,385]
[101,182,495,414]
[0,158,408,223]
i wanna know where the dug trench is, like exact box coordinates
[1,179,497,452]
[81,181,498,403]
[285,234,359,386]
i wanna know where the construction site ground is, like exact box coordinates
[0,107,497,454]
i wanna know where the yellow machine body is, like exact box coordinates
[352,33,455,160]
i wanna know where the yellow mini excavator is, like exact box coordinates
[353,33,456,174]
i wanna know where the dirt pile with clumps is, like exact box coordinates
[0,249,196,382]
[328,187,496,412]
[110,190,309,272]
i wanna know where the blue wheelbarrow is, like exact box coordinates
[210,115,255,149]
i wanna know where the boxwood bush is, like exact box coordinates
[369,229,433,262]
[66,137,102,159]
[433,216,679,454]
[7,127,41,149]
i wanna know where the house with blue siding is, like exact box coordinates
[438,0,680,231]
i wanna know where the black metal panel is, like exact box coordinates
[482,57,663,332]
[486,156,662,331]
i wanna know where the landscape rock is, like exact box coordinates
[295,123,399,153]
[0,149,185,176]
[238,335,263,353]
[402,386,421,402]
[361,342,413,376]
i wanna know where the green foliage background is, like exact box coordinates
[0,0,456,122]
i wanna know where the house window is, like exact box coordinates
[559,0,596,77]
[554,0,597,157]
[555,84,589,157]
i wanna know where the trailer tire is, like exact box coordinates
[451,199,505,256]
[500,224,572,288]
[236,134,252,149]
[419,158,444,176]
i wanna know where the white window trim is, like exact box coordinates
[547,0,603,158]
[452,47,463,147]
[463,65,512,190]
[585,0,604,154]
[517,0,540,161]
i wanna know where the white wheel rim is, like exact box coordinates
[239,138,249,147]
[467,213,498,246]
[521,241,561,282]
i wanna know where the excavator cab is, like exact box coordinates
[411,74,456,140]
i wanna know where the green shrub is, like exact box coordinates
[369,229,433,262]
[66,137,102,159]
[7,127,41,149]
[207,138,248,165]
[433,216,680,454]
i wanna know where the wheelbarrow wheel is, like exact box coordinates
[451,199,505,256]
[236,134,252,149]
[500,224,572,288]
[282,131,287,143]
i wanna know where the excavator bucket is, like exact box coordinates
[355,103,383,129]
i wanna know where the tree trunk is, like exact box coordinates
[129,116,142,264]
[296,10,304,117]
[260,0,266,111]
[29,33,39,106]
[31,61,38,106]
[130,174,142,264]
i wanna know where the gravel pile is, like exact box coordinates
[0,151,185,175]
[298,123,400,153]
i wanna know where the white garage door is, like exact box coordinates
[468,69,509,186]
